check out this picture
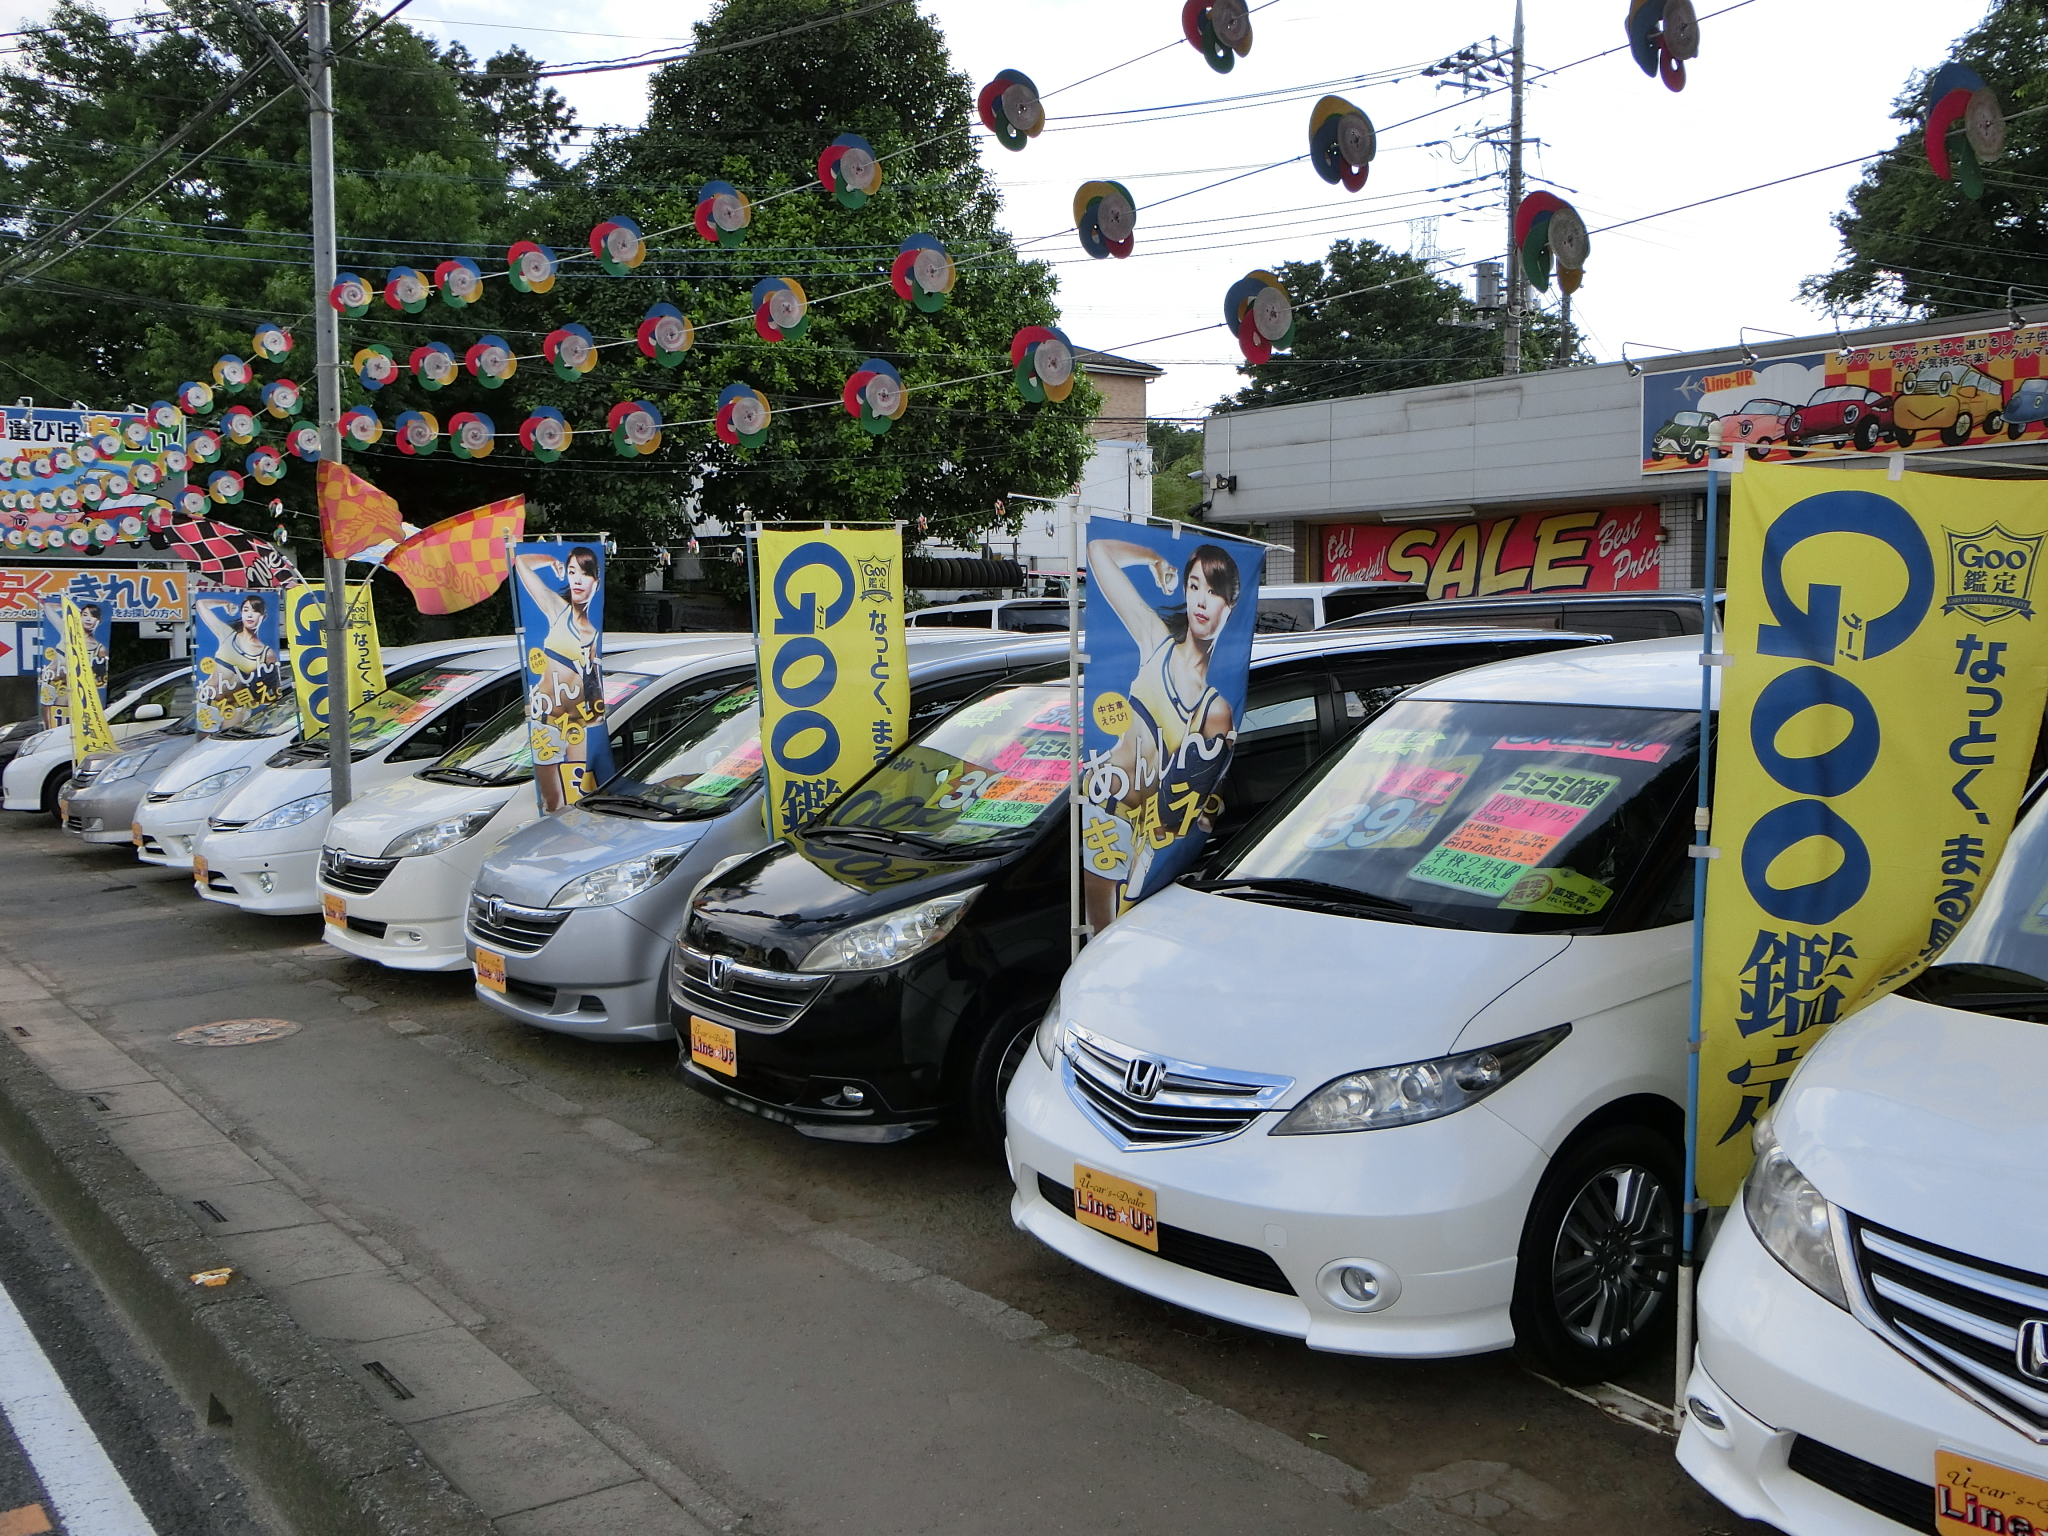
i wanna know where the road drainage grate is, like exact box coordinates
[193,1199,228,1223]
[173,1019,302,1047]
[361,1361,415,1401]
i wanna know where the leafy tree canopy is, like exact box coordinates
[1147,420,1204,520]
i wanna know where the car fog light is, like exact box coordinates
[254,872,274,894]
[1315,1258,1400,1314]
[397,929,423,945]
[840,1085,865,1106]
[1686,1396,1726,1432]
[84,817,103,832]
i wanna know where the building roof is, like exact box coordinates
[1075,349,1164,380]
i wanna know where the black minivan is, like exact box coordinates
[672,626,1611,1149]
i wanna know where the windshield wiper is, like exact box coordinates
[804,824,959,856]
[419,766,494,786]
[1181,876,1456,926]
[576,792,685,820]
[1913,989,2048,1013]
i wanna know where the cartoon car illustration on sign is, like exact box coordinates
[1647,409,1718,464]
[1892,363,2004,446]
[2002,376,2048,439]
[1784,385,1894,453]
[1718,398,1796,459]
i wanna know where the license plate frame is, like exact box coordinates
[192,854,209,888]
[689,1015,738,1078]
[322,893,345,929]
[474,948,506,993]
[1937,1449,2048,1535]
[1072,1163,1159,1252]
[130,822,142,847]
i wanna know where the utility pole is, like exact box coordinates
[1501,0,1526,377]
[308,0,350,809]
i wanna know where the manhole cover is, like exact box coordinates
[173,1019,302,1047]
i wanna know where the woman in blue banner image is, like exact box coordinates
[1083,537,1241,931]
[515,545,602,813]
[194,593,281,730]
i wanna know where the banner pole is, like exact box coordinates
[1069,496,1084,963]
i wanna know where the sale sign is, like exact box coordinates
[1322,507,1662,597]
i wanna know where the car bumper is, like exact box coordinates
[65,782,148,843]
[193,837,322,914]
[1677,1203,2047,1536]
[3,752,61,810]
[1003,1050,1538,1358]
[319,851,476,972]
[134,808,209,867]
[471,904,677,1041]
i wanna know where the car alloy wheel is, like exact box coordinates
[1747,441,1771,460]
[1942,413,1974,447]
[1854,418,1882,452]
[1985,411,2005,436]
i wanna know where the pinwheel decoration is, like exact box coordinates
[329,272,375,317]
[178,487,210,518]
[752,277,810,342]
[714,383,771,451]
[251,322,291,362]
[1310,96,1375,191]
[817,133,884,209]
[891,234,956,313]
[207,469,245,506]
[435,257,484,307]
[1223,271,1296,364]
[286,424,322,461]
[259,378,302,419]
[187,429,222,465]
[176,381,213,416]
[519,408,572,463]
[1925,63,2005,199]
[340,406,382,447]
[130,459,160,488]
[1183,0,1251,73]
[1075,181,1137,260]
[507,240,558,295]
[245,446,284,486]
[212,355,252,394]
[693,181,752,248]
[1625,0,1698,91]
[1011,325,1076,404]
[146,402,178,434]
[394,411,440,457]
[385,266,431,314]
[162,446,188,474]
[220,406,259,446]
[977,69,1044,152]
[843,358,908,436]
[608,400,662,458]
[77,478,104,506]
[464,335,518,388]
[410,342,459,391]
[636,304,694,367]
[1515,192,1590,293]
[354,345,400,392]
[449,411,496,461]
[545,323,599,381]
[590,216,647,276]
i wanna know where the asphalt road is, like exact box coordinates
[0,818,1767,1536]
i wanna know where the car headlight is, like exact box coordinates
[95,751,149,785]
[550,847,690,909]
[241,792,331,834]
[18,729,55,755]
[798,888,982,974]
[1742,1116,1848,1309]
[170,766,249,802]
[1270,1025,1570,1135]
[1035,996,1067,1071]
[381,806,501,859]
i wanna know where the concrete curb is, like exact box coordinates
[0,1045,495,1536]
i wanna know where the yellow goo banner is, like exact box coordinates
[755,528,908,838]
[61,598,114,759]
[284,583,385,731]
[1699,462,2048,1202]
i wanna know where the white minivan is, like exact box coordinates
[1005,637,1708,1380]
[3,665,194,817]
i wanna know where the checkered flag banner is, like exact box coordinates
[386,495,526,614]
[158,515,302,588]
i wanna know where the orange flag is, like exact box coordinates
[386,496,527,615]
[317,461,404,560]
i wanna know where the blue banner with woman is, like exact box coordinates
[191,587,284,733]
[35,593,109,729]
[511,539,612,812]
[1080,518,1264,929]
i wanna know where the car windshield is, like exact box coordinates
[1210,698,1699,933]
[808,683,1073,851]
[218,692,301,739]
[303,668,484,752]
[1809,387,1863,405]
[428,672,655,785]
[1901,798,2048,1021]
[1739,399,1792,417]
[585,681,766,818]
[1675,411,1711,426]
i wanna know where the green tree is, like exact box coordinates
[1800,0,2042,321]
[1147,420,1205,520]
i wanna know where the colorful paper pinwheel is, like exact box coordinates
[219,406,259,445]
[636,304,694,367]
[245,446,283,486]
[251,322,292,362]
[286,424,322,461]
[354,345,400,392]
[519,408,572,463]
[545,324,599,381]
[507,240,558,294]
[259,379,302,419]
[752,278,810,342]
[207,469,245,506]
[891,234,955,313]
[329,272,375,317]
[176,381,213,416]
[977,69,1044,152]
[1515,192,1590,293]
[464,335,517,388]
[131,459,162,489]
[162,446,188,474]
[608,400,662,458]
[339,406,382,447]
[187,429,222,465]
[590,216,647,276]
[1624,0,1698,91]
[394,411,440,457]
[818,133,884,209]
[435,257,484,307]
[1074,181,1137,260]
[1011,325,1075,404]
[410,342,459,391]
[843,358,908,436]
[1309,97,1375,191]
[714,384,771,450]
[146,403,178,435]
[1183,0,1251,73]
[212,355,252,394]
[694,181,752,248]
[1224,271,1296,364]
[1926,63,2005,200]
[384,266,430,314]
[178,487,210,518]
[449,411,496,461]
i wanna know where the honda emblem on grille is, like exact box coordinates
[707,955,734,992]
[486,897,503,927]
[1123,1056,1164,1101]
[2020,1319,2048,1383]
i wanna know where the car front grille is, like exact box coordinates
[1849,1215,2048,1442]
[1786,1436,1935,1535]
[145,789,175,804]
[320,847,398,896]
[1036,1174,1295,1296]
[669,945,829,1033]
[63,814,84,832]
[200,870,237,895]
[466,892,569,954]
[1058,1025,1292,1151]
[69,767,98,788]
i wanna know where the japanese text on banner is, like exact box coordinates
[284,583,384,733]
[511,540,613,812]
[192,588,285,733]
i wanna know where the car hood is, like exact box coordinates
[325,772,526,857]
[1894,394,1951,426]
[152,733,293,795]
[1053,885,1571,1095]
[476,802,721,904]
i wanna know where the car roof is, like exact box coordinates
[600,636,754,676]
[1410,633,1711,710]
[996,626,1609,689]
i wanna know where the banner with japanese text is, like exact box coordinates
[756,527,908,838]
[1081,518,1264,928]
[511,540,611,813]
[192,587,285,733]
[1321,507,1661,596]
[36,593,109,728]
[1698,462,2048,1201]
[0,566,189,625]
[283,583,384,734]
[61,597,114,759]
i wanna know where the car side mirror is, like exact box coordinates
[134,703,164,721]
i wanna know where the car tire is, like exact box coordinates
[964,998,1048,1158]
[1684,445,1706,466]
[1985,411,2005,436]
[1892,427,1917,447]
[1853,418,1882,452]
[1747,442,1771,460]
[1510,1123,1680,1384]
[1942,414,1974,447]
[40,767,69,822]
[2011,422,2027,441]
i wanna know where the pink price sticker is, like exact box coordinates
[1373,763,1469,806]
[1493,734,1672,764]
[1469,792,1594,837]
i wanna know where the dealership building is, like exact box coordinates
[1198,304,2048,597]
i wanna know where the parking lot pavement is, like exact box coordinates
[1,822,1766,1536]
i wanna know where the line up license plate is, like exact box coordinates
[1073,1163,1159,1252]
[474,948,506,993]
[322,894,345,929]
[130,822,143,847]
[1938,1450,2048,1536]
[690,1016,737,1078]
[192,854,209,887]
